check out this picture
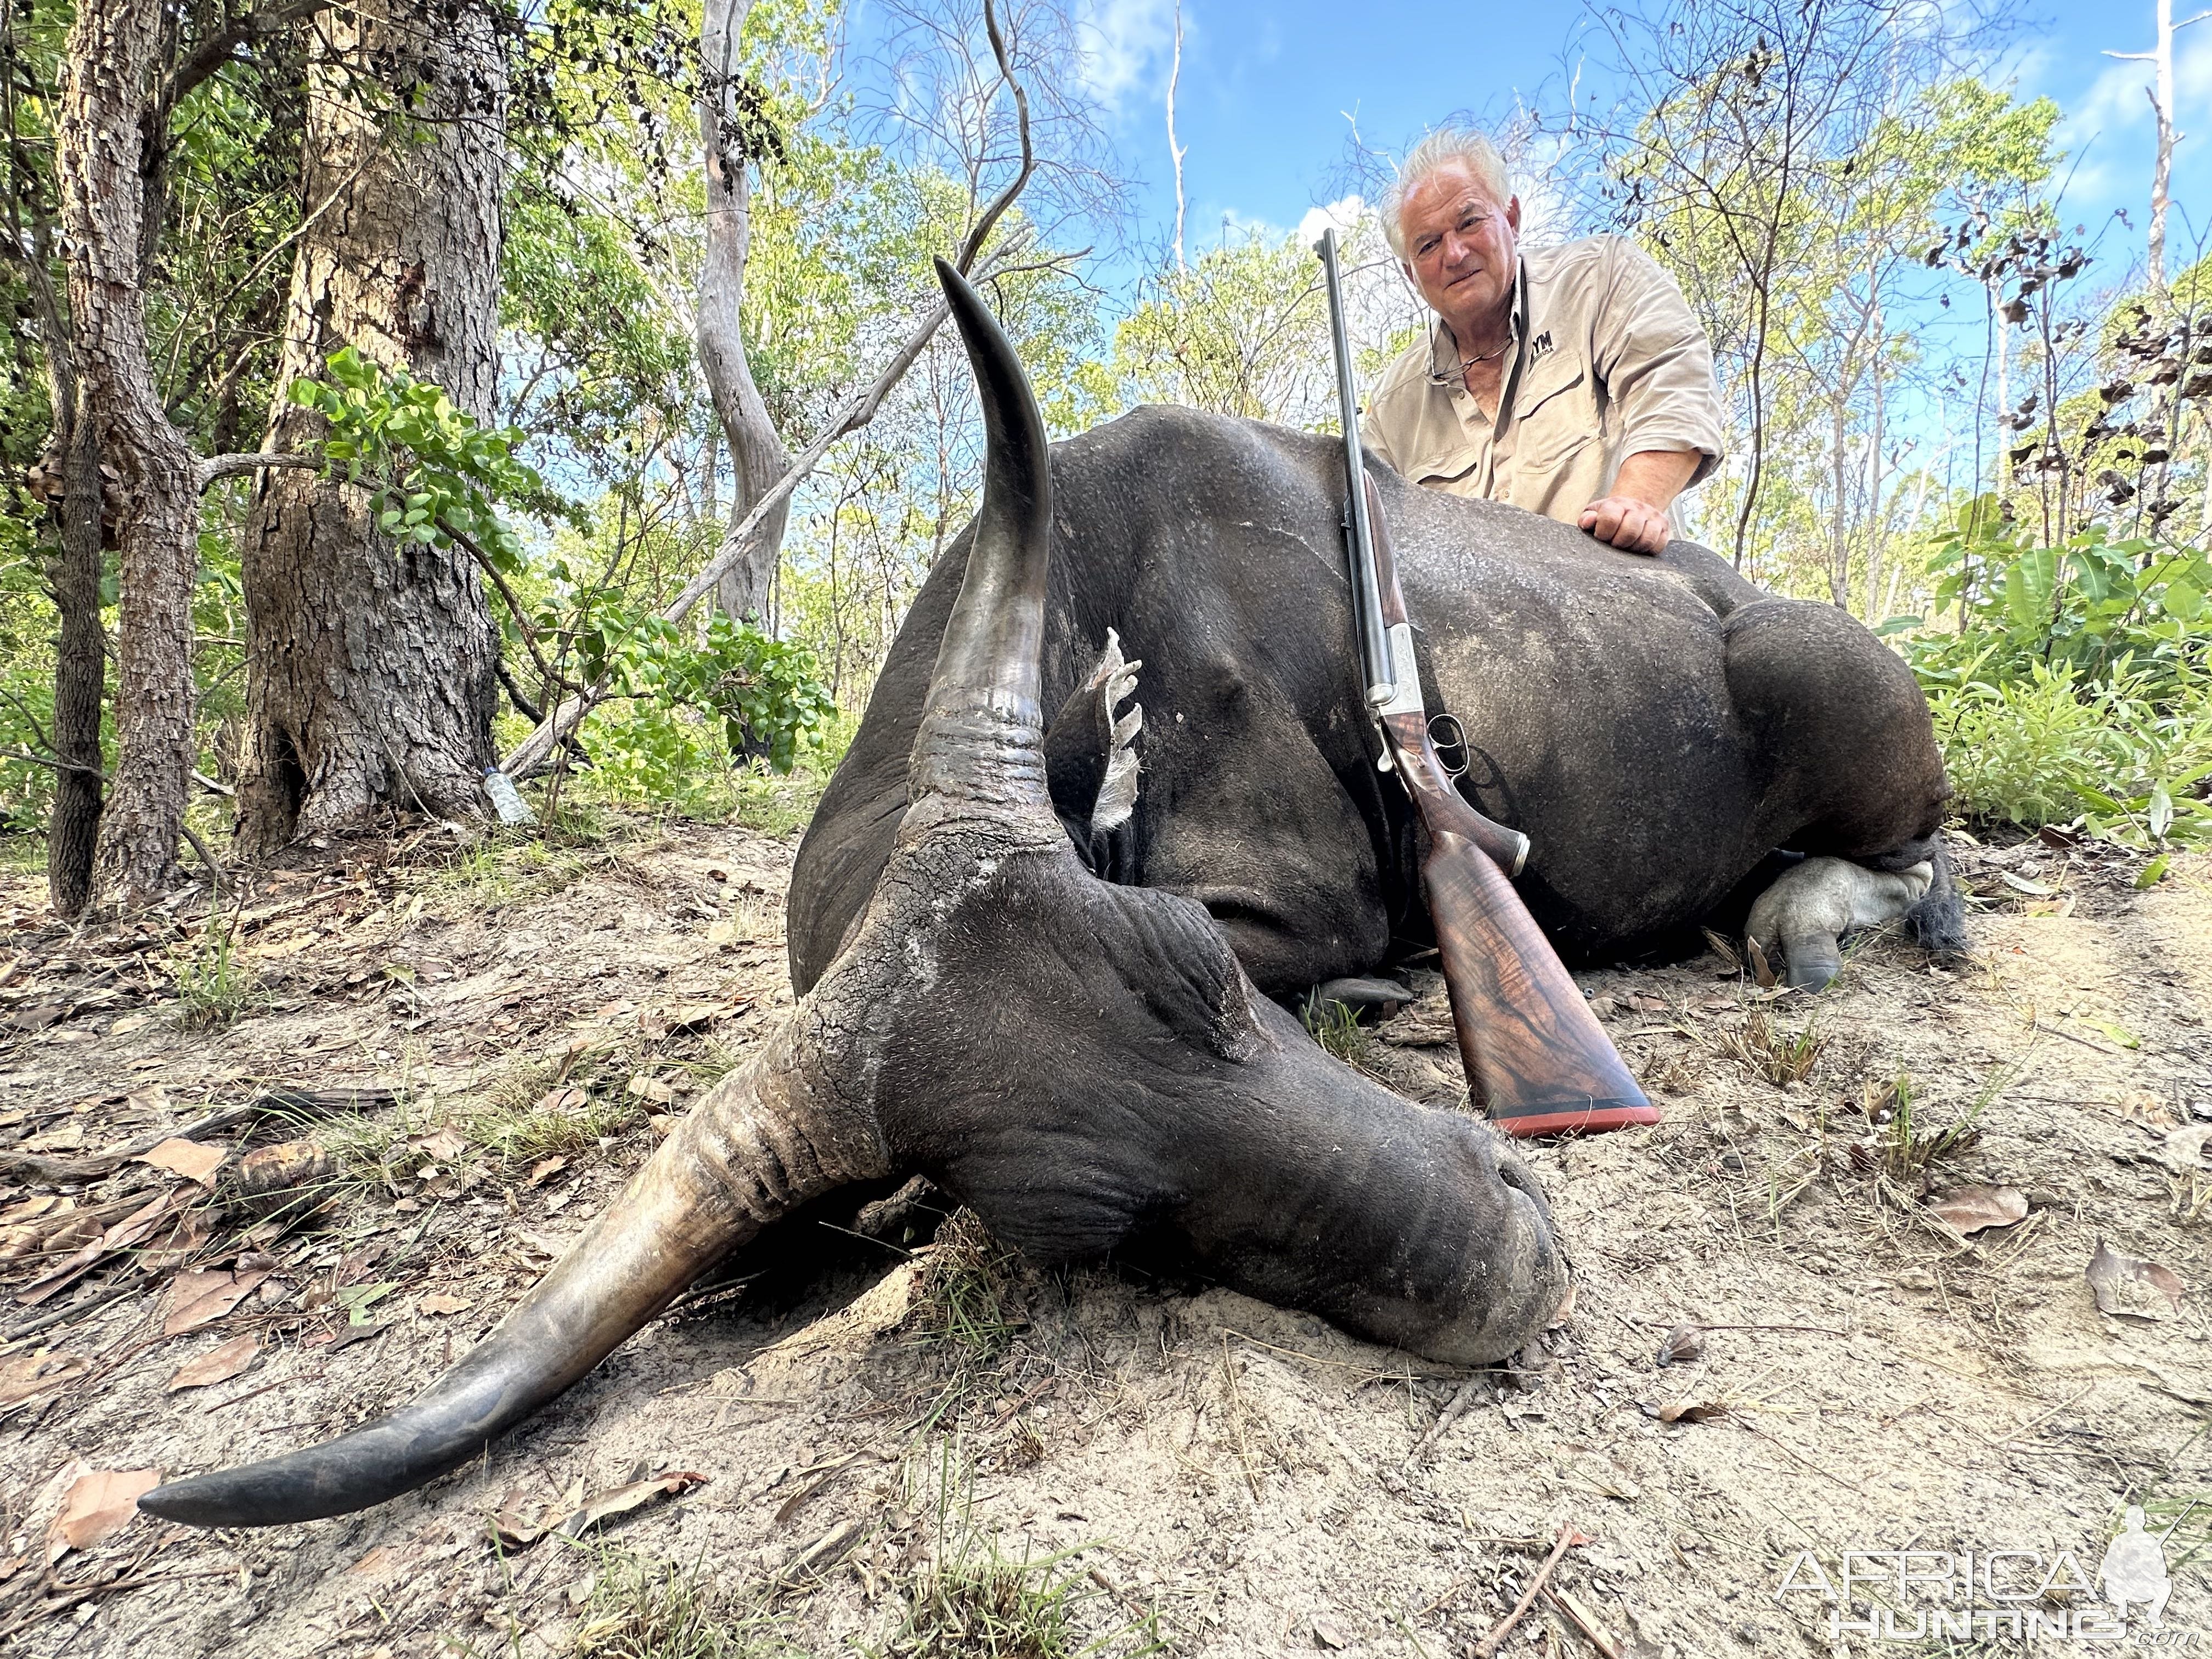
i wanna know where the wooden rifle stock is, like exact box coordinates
[1362,476,1657,1137]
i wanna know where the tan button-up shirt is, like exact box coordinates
[1364,235,1726,528]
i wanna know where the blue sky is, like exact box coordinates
[1065,0,2212,287]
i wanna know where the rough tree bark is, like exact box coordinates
[46,385,105,915]
[234,0,506,854]
[697,0,792,624]
[19,244,106,916]
[54,0,202,909]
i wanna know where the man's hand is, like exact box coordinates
[1577,494,1673,555]
[1577,447,1702,556]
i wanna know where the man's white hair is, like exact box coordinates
[1384,128,1512,259]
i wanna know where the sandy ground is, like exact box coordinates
[0,818,2205,1657]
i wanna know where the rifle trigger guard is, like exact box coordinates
[1426,713,1469,780]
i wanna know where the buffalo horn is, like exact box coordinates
[139,1023,885,1527]
[907,258,1054,811]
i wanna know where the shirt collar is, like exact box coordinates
[1424,257,1530,386]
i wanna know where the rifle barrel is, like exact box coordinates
[1314,227,1393,706]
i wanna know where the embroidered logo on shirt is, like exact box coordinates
[1528,330,1555,360]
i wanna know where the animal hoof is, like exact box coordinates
[1780,931,1842,991]
[1313,976,1414,1013]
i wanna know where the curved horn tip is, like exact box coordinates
[138,1471,301,1530]
[139,1482,238,1528]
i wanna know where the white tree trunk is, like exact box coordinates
[2149,0,2177,290]
[1861,267,1886,618]
[698,0,792,625]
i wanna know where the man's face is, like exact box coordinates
[1398,164,1521,340]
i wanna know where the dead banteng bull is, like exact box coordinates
[141,264,1567,1528]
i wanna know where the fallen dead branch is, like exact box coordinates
[1543,1584,1624,1658]
[0,1086,394,1185]
[0,1565,242,1644]
[1405,1376,1487,1467]
[1472,1523,1589,1658]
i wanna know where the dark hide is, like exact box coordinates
[866,830,1566,1363]
[792,407,1951,997]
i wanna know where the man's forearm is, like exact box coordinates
[1612,448,1701,511]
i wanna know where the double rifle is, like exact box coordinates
[1313,228,1655,1137]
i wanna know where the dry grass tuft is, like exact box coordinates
[1718,1007,1825,1086]
[882,1446,1164,1658]
[571,1545,805,1658]
[171,909,256,1029]
[906,1210,1034,1432]
[1865,1070,1987,1182]
[912,1211,1026,1364]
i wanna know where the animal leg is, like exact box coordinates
[1745,856,1933,990]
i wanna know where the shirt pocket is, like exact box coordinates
[1511,357,1593,471]
[1411,452,1481,492]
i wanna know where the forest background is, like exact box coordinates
[3,0,2210,914]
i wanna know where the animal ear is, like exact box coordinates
[1042,629,1143,869]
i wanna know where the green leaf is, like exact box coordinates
[334,1280,397,1325]
[2135,854,2170,889]
[2001,546,2059,634]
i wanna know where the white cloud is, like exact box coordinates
[1076,0,1178,116]
[1296,195,1365,246]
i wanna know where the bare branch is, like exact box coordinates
[196,450,318,488]
[499,231,1068,781]
[949,0,1035,274]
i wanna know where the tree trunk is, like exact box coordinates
[47,393,105,916]
[24,235,106,917]
[234,0,505,855]
[1861,270,1886,620]
[55,0,202,909]
[2147,0,2177,291]
[1828,382,1850,607]
[698,0,792,624]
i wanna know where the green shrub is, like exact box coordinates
[1891,509,2211,847]
[1925,659,2212,844]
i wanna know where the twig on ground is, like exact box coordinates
[1542,1585,1624,1659]
[1473,1523,1588,1658]
[1742,1422,1865,1493]
[0,1088,391,1185]
[1415,1574,1470,1618]
[179,823,227,896]
[0,1566,241,1642]
[1985,1382,2097,1445]
[1221,1333,1263,1501]
[0,1277,148,1350]
[1406,1376,1488,1467]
